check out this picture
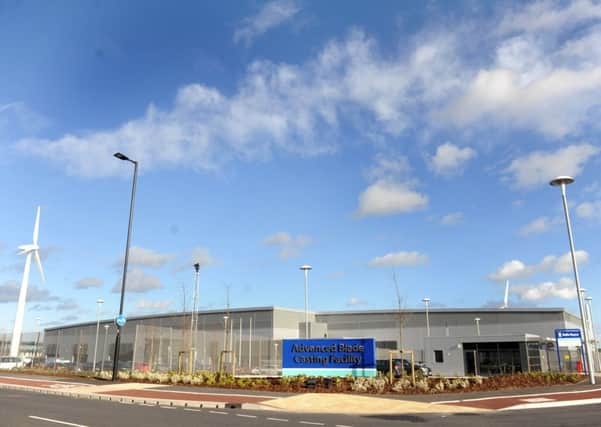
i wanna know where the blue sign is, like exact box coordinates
[282,338,376,377]
[115,315,127,327]
[555,329,583,372]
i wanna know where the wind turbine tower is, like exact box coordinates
[501,280,509,309]
[10,206,45,357]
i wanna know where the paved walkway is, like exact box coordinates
[431,387,601,411]
[0,373,600,414]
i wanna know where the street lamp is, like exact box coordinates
[422,297,431,337]
[300,265,312,339]
[474,318,481,336]
[584,296,599,371]
[92,299,105,371]
[191,263,200,369]
[101,324,110,371]
[223,315,229,352]
[112,152,139,381]
[550,176,596,384]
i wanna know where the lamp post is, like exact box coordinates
[584,296,599,371]
[474,318,481,336]
[299,265,312,339]
[223,315,229,352]
[92,299,105,371]
[112,152,138,381]
[422,297,431,337]
[101,324,109,371]
[550,176,596,384]
[191,263,200,370]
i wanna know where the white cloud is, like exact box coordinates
[190,247,216,268]
[74,277,104,289]
[369,251,429,267]
[356,181,428,217]
[512,277,577,301]
[365,153,411,182]
[346,297,367,307]
[263,232,312,259]
[234,0,301,46]
[429,143,476,176]
[135,299,173,311]
[440,212,463,226]
[519,216,552,235]
[504,144,599,189]
[17,30,462,177]
[553,251,589,273]
[498,0,601,35]
[174,247,217,273]
[576,200,601,220]
[112,269,162,293]
[488,250,589,281]
[489,260,530,282]
[125,246,171,269]
[56,299,80,311]
[16,3,601,178]
[0,102,49,140]
[0,280,58,303]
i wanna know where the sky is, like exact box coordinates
[1,0,601,337]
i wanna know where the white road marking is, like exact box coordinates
[160,406,177,410]
[209,410,228,415]
[267,417,289,422]
[236,414,257,418]
[433,387,601,404]
[184,408,201,412]
[139,403,156,407]
[336,425,353,427]
[520,397,554,403]
[500,398,601,411]
[299,422,325,426]
[28,415,88,427]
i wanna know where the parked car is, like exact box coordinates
[0,356,26,370]
[376,359,431,377]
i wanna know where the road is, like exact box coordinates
[1,388,600,427]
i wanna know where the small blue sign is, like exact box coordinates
[115,314,127,327]
[282,338,376,377]
[555,329,581,339]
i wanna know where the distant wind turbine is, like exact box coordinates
[500,280,509,309]
[10,206,45,357]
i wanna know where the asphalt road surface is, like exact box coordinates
[1,389,600,427]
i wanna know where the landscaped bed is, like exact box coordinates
[5,368,583,395]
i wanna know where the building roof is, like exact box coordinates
[43,305,576,332]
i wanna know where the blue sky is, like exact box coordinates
[1,0,601,335]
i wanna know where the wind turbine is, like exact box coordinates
[500,280,509,309]
[10,206,45,357]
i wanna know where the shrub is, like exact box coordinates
[190,374,204,386]
[131,371,146,381]
[118,371,130,380]
[170,374,181,384]
[392,377,412,392]
[415,379,429,392]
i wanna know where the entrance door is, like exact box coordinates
[464,349,479,375]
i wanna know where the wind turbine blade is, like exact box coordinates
[504,280,509,308]
[32,206,41,245]
[34,250,45,283]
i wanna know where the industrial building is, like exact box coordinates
[38,306,595,376]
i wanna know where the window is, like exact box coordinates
[376,340,397,350]
[434,350,444,363]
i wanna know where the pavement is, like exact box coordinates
[0,372,600,415]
